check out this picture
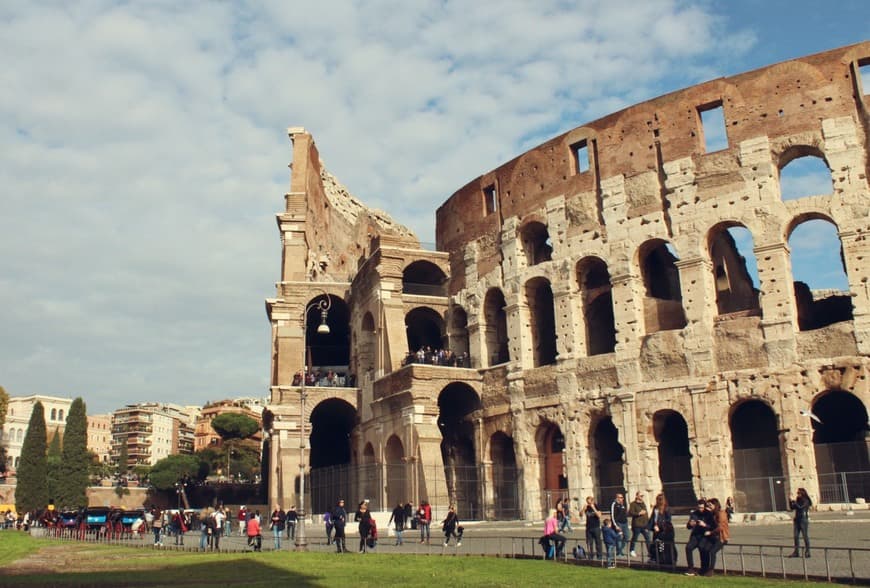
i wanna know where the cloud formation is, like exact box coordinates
[0,2,861,413]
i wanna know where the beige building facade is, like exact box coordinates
[2,395,72,475]
[265,43,870,519]
[87,414,113,464]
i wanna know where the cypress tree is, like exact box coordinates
[15,402,48,513]
[0,385,8,476]
[58,397,89,509]
[46,428,62,507]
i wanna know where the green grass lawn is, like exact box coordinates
[0,532,829,587]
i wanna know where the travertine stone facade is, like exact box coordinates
[267,43,870,519]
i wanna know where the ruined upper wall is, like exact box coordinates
[435,42,870,257]
[283,130,418,283]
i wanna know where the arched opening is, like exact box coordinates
[403,260,447,296]
[357,312,376,377]
[449,307,470,365]
[308,398,356,513]
[305,294,351,373]
[536,422,566,515]
[361,442,378,508]
[526,277,557,367]
[639,240,687,333]
[788,218,853,331]
[58,409,64,421]
[779,150,834,201]
[812,391,870,504]
[405,306,444,353]
[438,383,481,519]
[730,400,785,511]
[490,432,519,520]
[385,435,407,508]
[520,221,552,266]
[653,410,697,508]
[51,408,57,421]
[483,288,509,366]
[577,257,616,355]
[592,416,625,503]
[708,224,761,315]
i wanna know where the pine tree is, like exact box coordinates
[46,427,63,507]
[57,397,89,509]
[15,402,48,513]
[0,385,8,476]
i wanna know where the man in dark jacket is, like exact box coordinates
[388,502,406,545]
[610,493,629,555]
[684,499,713,575]
[628,491,650,558]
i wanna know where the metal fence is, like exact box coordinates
[27,526,870,583]
[308,463,523,520]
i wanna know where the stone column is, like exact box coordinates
[754,242,798,367]
[674,256,717,376]
[689,384,732,501]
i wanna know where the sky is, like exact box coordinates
[1,1,867,415]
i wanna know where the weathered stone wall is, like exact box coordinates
[267,43,870,519]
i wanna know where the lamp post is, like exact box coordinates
[295,293,331,550]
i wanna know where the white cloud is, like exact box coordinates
[4,1,857,413]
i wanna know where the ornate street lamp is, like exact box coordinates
[295,293,331,550]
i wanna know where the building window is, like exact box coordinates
[483,184,498,215]
[571,139,590,174]
[699,102,727,153]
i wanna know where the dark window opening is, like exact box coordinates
[520,221,552,266]
[490,432,519,519]
[526,277,557,367]
[309,399,356,512]
[537,423,567,503]
[699,102,727,153]
[592,417,625,503]
[483,184,498,215]
[483,288,510,366]
[305,295,350,370]
[578,258,616,355]
[571,139,590,174]
[405,306,444,352]
[812,390,870,503]
[709,225,760,315]
[640,240,687,332]
[385,435,407,507]
[438,383,481,520]
[403,260,447,296]
[730,401,785,511]
[654,410,697,509]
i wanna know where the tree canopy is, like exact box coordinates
[148,454,207,491]
[211,413,259,441]
[0,385,8,429]
[47,428,62,506]
[15,402,48,512]
[58,398,89,509]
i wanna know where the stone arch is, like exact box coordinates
[483,288,509,366]
[308,398,356,513]
[519,220,552,266]
[305,294,351,370]
[385,435,407,508]
[729,399,786,511]
[707,222,761,316]
[58,409,64,421]
[403,260,447,296]
[525,277,557,367]
[358,311,376,375]
[449,306,469,362]
[786,215,853,331]
[591,415,625,502]
[535,421,566,512]
[51,408,57,421]
[637,239,687,333]
[438,382,482,519]
[653,410,697,508]
[811,390,870,503]
[489,431,519,519]
[778,146,833,201]
[576,256,616,355]
[405,306,445,352]
[360,441,379,507]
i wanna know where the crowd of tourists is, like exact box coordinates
[401,347,470,368]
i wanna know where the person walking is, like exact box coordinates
[212,507,225,551]
[628,491,650,558]
[610,493,629,556]
[441,505,461,547]
[270,505,286,550]
[417,500,431,544]
[583,496,603,561]
[788,487,812,558]
[332,499,348,553]
[559,497,573,533]
[698,498,729,576]
[388,502,406,545]
[246,510,262,552]
[286,505,297,541]
[602,518,620,568]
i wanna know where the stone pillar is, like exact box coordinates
[780,374,820,503]
[553,285,577,360]
[754,242,798,367]
[674,257,717,376]
[611,394,641,494]
[610,270,644,386]
[840,230,870,355]
[504,296,528,369]
[689,384,732,501]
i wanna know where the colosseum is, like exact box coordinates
[264,42,870,521]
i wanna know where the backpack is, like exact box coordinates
[573,545,587,560]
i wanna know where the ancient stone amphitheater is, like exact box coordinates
[264,42,870,520]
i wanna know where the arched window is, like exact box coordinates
[577,257,616,355]
[520,221,552,266]
[483,288,509,366]
[779,150,833,201]
[638,240,687,333]
[730,400,785,511]
[402,260,447,296]
[708,224,760,315]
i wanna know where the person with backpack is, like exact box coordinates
[441,504,461,547]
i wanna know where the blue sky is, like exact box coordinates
[0,1,866,414]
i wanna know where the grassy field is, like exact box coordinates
[0,532,829,587]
